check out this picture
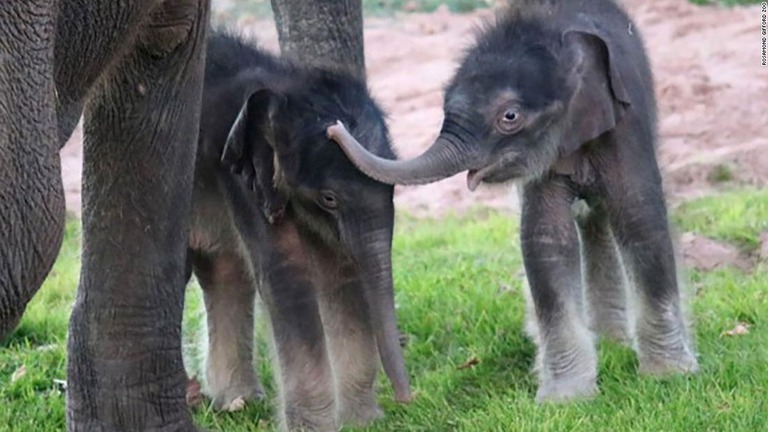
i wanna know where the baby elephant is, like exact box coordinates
[329,0,698,402]
[186,32,410,431]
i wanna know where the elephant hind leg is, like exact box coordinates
[575,202,631,344]
[191,249,265,411]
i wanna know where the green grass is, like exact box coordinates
[2,190,768,431]
[674,188,768,251]
[0,220,80,431]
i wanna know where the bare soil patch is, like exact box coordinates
[679,232,753,272]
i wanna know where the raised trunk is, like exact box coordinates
[270,0,365,82]
[328,121,474,186]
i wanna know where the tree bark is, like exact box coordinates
[270,0,365,82]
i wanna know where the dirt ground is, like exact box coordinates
[60,0,768,219]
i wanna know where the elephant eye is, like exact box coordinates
[497,108,524,134]
[318,190,339,210]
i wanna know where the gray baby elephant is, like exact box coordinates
[328,0,698,402]
[187,32,410,431]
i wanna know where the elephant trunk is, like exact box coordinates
[327,120,473,186]
[351,220,411,403]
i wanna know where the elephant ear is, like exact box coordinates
[559,14,632,156]
[221,88,292,224]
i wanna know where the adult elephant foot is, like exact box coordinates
[67,303,196,431]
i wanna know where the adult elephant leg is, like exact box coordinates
[270,0,365,81]
[575,203,631,343]
[312,256,381,426]
[0,2,66,341]
[520,178,597,403]
[66,0,209,429]
[53,1,150,147]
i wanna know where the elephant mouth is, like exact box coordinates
[466,168,488,192]
[466,152,522,192]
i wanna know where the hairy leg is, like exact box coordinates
[603,165,698,376]
[66,0,209,429]
[575,202,631,343]
[192,250,264,411]
[260,222,337,431]
[520,178,598,403]
[312,255,381,426]
[0,2,66,341]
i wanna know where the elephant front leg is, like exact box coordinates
[191,250,265,411]
[262,224,337,431]
[315,261,381,427]
[520,179,598,403]
[66,1,209,430]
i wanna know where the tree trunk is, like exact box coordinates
[270,0,365,82]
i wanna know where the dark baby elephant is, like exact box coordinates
[330,0,699,402]
[0,0,377,430]
[187,31,409,430]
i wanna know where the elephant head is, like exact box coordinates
[326,11,632,190]
[219,68,411,403]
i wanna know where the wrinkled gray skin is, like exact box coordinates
[0,0,373,430]
[187,32,408,430]
[330,0,699,402]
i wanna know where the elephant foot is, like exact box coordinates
[67,418,198,432]
[283,403,339,432]
[534,325,599,404]
[186,377,205,408]
[211,384,265,412]
[636,319,698,376]
[585,298,630,344]
[592,319,632,345]
[535,370,598,403]
[338,396,383,427]
[638,347,699,376]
